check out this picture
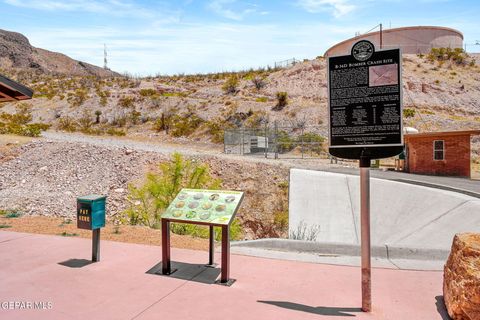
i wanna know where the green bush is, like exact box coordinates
[222,75,239,94]
[0,104,49,137]
[403,108,416,118]
[124,153,221,228]
[170,113,204,137]
[57,116,78,132]
[255,97,268,103]
[297,132,325,154]
[78,111,94,133]
[106,127,126,136]
[139,89,158,97]
[118,96,135,108]
[277,130,295,153]
[204,118,232,143]
[427,47,468,65]
[171,218,242,241]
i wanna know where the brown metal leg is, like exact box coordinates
[221,225,230,283]
[161,219,171,275]
[208,225,215,266]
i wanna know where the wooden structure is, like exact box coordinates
[0,74,33,102]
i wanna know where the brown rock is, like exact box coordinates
[444,233,480,320]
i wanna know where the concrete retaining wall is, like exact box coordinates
[288,169,480,251]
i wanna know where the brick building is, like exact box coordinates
[404,130,480,178]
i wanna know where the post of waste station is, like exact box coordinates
[77,195,106,262]
[359,157,371,312]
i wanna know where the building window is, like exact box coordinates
[433,140,444,160]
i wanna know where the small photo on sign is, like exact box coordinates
[369,64,398,87]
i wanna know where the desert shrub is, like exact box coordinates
[57,116,77,132]
[170,113,204,137]
[251,77,266,90]
[255,97,268,103]
[78,111,94,133]
[118,96,135,108]
[129,109,141,125]
[160,92,189,98]
[272,92,288,111]
[97,90,110,107]
[124,152,221,228]
[0,103,32,125]
[243,110,267,128]
[106,127,126,136]
[0,104,49,137]
[290,220,320,241]
[277,130,295,153]
[222,75,239,94]
[427,47,468,65]
[297,132,325,154]
[68,88,89,107]
[139,89,158,97]
[204,118,234,143]
[403,108,416,118]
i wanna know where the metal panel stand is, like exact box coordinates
[206,225,217,267]
[161,219,176,275]
[218,225,235,286]
[360,158,372,312]
[92,229,100,262]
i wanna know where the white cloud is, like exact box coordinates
[208,0,258,21]
[3,0,156,18]
[22,22,363,75]
[296,0,356,17]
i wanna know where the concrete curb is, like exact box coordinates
[231,238,450,261]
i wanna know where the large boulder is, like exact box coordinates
[444,233,480,320]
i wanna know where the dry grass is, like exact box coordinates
[0,134,35,163]
[0,215,209,250]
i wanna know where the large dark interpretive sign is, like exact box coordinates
[328,40,403,160]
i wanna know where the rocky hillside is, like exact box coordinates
[0,37,478,148]
[0,29,118,77]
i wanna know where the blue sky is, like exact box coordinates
[1,0,479,75]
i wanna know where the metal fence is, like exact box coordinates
[224,123,329,159]
[274,58,299,69]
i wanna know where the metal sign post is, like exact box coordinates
[327,40,404,312]
[359,157,371,311]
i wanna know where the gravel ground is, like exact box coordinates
[0,133,293,239]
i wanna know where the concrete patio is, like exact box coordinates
[0,231,449,319]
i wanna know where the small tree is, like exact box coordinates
[94,110,102,124]
[124,153,221,228]
[222,75,239,94]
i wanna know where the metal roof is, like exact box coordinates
[0,74,33,102]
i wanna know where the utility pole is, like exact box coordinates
[380,23,383,49]
[104,44,108,70]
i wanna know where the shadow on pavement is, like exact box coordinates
[435,296,452,320]
[258,300,361,316]
[146,261,221,284]
[58,259,93,268]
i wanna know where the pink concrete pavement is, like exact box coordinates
[0,231,449,320]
